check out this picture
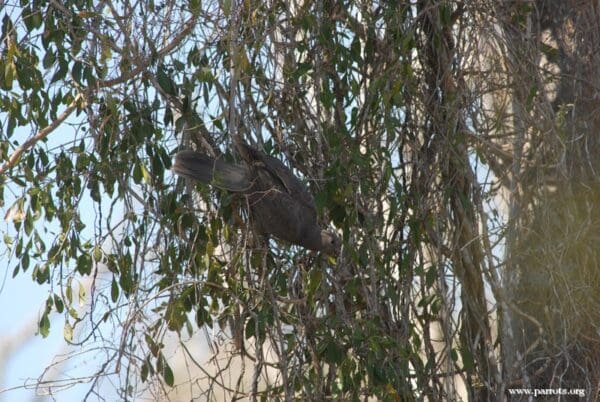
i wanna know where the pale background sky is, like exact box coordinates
[0,123,116,401]
[0,266,82,401]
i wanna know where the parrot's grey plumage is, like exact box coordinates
[172,144,339,255]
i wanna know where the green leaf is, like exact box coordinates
[72,61,83,84]
[459,348,475,371]
[196,306,210,327]
[33,264,50,284]
[24,210,34,235]
[66,278,73,304]
[133,162,142,184]
[12,263,20,278]
[76,254,92,275]
[245,316,255,339]
[3,233,13,246]
[21,252,30,271]
[54,294,64,313]
[141,361,149,382]
[64,321,73,341]
[306,269,322,301]
[119,268,133,294]
[111,277,119,302]
[43,49,56,69]
[93,246,103,262]
[295,62,312,77]
[78,281,86,306]
[190,0,201,15]
[526,85,538,112]
[4,200,25,223]
[163,106,173,126]
[440,4,452,26]
[156,65,176,96]
[450,348,459,362]
[145,334,161,357]
[320,338,344,365]
[50,59,68,84]
[221,0,231,16]
[162,362,174,387]
[140,163,151,184]
[4,61,16,90]
[39,312,50,338]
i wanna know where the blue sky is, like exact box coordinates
[0,205,121,402]
[0,117,117,401]
[0,270,64,402]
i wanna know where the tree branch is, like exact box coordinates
[0,93,84,176]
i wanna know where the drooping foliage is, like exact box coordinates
[1,1,598,400]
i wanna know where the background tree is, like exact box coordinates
[495,0,600,394]
[1,0,598,401]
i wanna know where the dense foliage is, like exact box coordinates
[1,1,598,401]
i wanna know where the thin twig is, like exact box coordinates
[0,93,84,175]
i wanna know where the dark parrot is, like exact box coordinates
[172,144,340,255]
